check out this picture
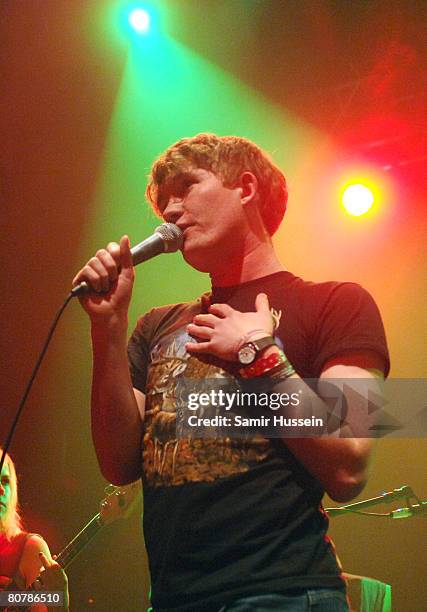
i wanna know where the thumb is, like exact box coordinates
[255,292,270,313]
[38,551,49,569]
[120,235,134,271]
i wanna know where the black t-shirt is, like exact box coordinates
[128,271,389,611]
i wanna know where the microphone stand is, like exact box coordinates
[325,485,425,518]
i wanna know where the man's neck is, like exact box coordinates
[210,242,285,287]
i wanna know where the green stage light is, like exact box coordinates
[86,32,312,310]
[129,8,150,34]
[110,3,160,43]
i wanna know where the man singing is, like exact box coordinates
[73,133,389,611]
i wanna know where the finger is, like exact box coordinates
[192,313,219,327]
[255,292,270,313]
[72,258,108,293]
[38,551,50,569]
[208,303,234,317]
[120,235,134,271]
[87,256,112,293]
[187,324,213,340]
[40,558,62,573]
[96,249,119,284]
[72,241,120,291]
[106,241,121,264]
[48,561,62,571]
[186,341,211,354]
[72,265,98,290]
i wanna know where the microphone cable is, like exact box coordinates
[0,291,74,473]
[0,223,184,472]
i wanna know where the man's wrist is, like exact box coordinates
[239,328,272,344]
[239,345,296,380]
[91,314,128,337]
[237,335,276,366]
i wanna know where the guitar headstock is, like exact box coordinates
[99,481,141,525]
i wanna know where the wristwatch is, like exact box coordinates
[237,336,276,365]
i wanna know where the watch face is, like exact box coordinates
[238,344,256,365]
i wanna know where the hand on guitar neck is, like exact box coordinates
[34,551,68,611]
[2,481,141,612]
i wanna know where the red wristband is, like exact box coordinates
[240,350,289,379]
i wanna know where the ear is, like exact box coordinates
[238,172,258,206]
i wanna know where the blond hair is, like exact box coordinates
[146,133,288,236]
[0,449,23,540]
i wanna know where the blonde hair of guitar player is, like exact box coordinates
[0,449,69,611]
[0,448,23,539]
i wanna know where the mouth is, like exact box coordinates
[176,225,192,245]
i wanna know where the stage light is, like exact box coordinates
[342,183,375,217]
[129,8,150,34]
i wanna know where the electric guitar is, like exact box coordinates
[55,481,140,570]
[1,481,141,611]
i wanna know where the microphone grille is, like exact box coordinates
[154,223,184,252]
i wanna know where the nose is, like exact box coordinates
[162,197,184,224]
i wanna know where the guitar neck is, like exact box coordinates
[56,512,103,570]
[3,514,104,611]
[3,484,139,612]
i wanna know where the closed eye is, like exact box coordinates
[158,173,198,211]
[174,175,197,195]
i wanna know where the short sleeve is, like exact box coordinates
[128,312,153,394]
[311,283,390,378]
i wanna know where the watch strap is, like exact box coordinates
[250,335,275,352]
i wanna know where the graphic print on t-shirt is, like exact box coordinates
[143,325,273,487]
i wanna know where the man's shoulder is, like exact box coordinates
[284,273,369,304]
[280,276,381,334]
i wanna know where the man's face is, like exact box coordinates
[0,463,11,518]
[158,167,245,273]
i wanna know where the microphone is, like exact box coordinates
[71,223,183,296]
[390,501,427,519]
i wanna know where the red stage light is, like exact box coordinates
[342,184,375,217]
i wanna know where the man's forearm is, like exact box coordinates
[91,319,143,485]
[267,373,374,502]
[284,433,372,503]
